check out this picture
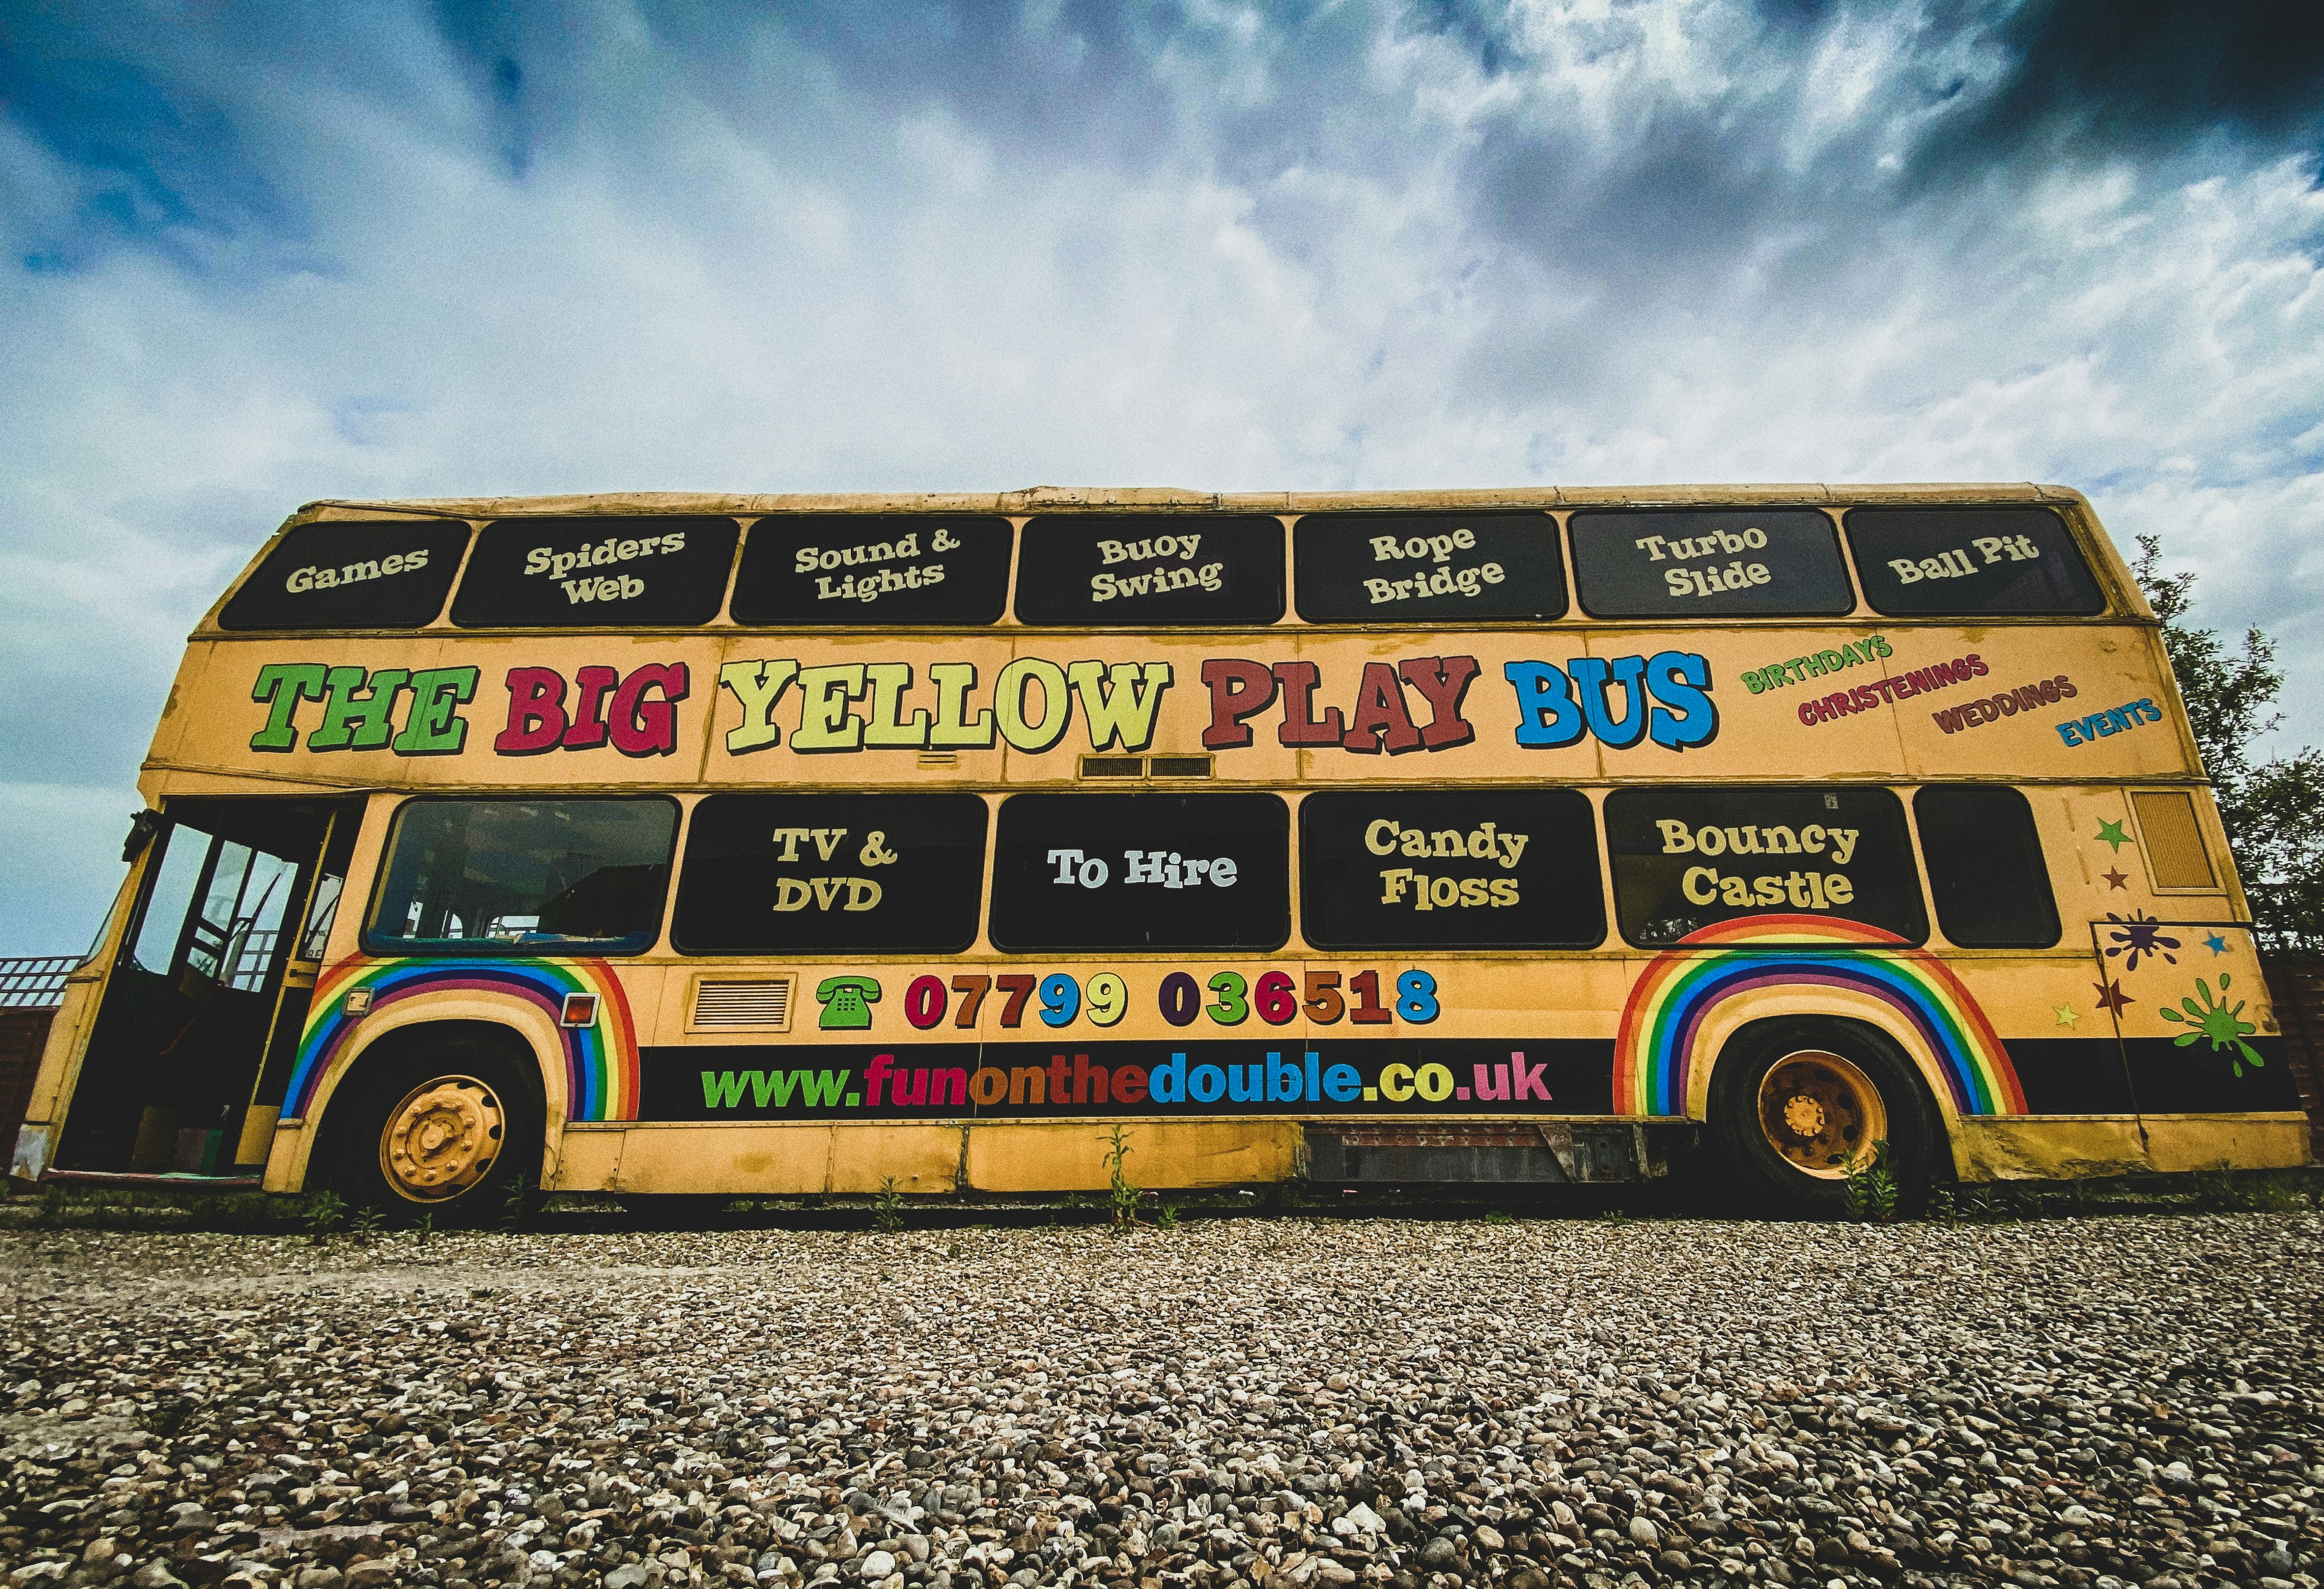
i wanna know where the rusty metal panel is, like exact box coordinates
[1304,1120,1648,1184]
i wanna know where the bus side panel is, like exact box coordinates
[2139,1115,2312,1173]
[963,1119,1299,1192]
[9,855,148,1183]
[1952,1117,2152,1181]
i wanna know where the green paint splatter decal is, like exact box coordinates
[2157,972,2265,1077]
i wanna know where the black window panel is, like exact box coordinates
[672,793,988,955]
[1605,786,1925,947]
[1299,789,1604,949]
[990,793,1289,951]
[731,514,1014,626]
[1014,514,1285,626]
[1294,511,1567,623]
[1914,786,2062,948]
[1847,507,2106,615]
[1569,508,1854,617]
[450,516,740,627]
[364,797,678,956]
[217,520,472,630]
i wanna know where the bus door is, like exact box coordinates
[55,797,362,1177]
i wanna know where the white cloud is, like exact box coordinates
[0,0,2318,946]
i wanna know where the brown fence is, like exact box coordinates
[2260,952,2324,1160]
[0,957,76,1166]
[0,1008,57,1168]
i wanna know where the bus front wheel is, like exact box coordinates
[1706,1019,1938,1217]
[329,1033,544,1227]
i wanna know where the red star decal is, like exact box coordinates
[2094,980,2133,1015]
[2102,867,2129,889]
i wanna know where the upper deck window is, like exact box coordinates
[1568,509,1855,618]
[1846,506,2106,616]
[1013,514,1285,627]
[217,520,472,631]
[673,792,988,953]
[1294,511,1567,623]
[450,516,740,627]
[731,514,1014,626]
[364,796,678,956]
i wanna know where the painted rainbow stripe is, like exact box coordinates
[1613,915,2027,1119]
[284,957,639,1123]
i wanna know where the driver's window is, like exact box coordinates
[125,822,305,988]
[127,824,217,976]
[297,873,345,960]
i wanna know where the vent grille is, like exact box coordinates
[2131,789,2218,889]
[691,977,793,1030]
[1149,754,1213,778]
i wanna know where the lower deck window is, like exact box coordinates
[1605,786,1925,947]
[673,792,988,953]
[1299,788,1605,949]
[1914,785,2061,947]
[989,792,1289,951]
[366,797,678,956]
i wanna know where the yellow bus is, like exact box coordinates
[9,486,2309,1219]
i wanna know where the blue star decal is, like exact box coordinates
[2205,933,2229,956]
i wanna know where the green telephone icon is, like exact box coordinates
[815,975,881,1031]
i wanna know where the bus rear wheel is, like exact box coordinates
[1707,1019,1938,1217]
[331,1033,542,1227]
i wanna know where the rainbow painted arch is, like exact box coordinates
[1612,916,2026,1119]
[285,958,639,1123]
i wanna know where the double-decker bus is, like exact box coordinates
[9,486,2307,1218]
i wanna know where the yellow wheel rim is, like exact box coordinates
[1757,1050,1885,1179]
[378,1076,505,1202]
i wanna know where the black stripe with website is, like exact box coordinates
[636,1035,2296,1123]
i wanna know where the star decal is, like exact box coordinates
[2205,933,2229,956]
[2096,818,2131,851]
[2102,867,2129,890]
[2094,980,2134,1016]
[2054,1005,2080,1028]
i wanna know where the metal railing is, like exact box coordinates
[0,956,81,1009]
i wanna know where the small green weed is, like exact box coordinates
[1156,1202,1180,1232]
[1484,1209,1514,1225]
[874,1176,904,1235]
[347,1204,384,1244]
[1841,1139,1899,1222]
[499,1180,531,1231]
[305,1190,346,1244]
[1101,1124,1141,1232]
[2191,1161,2248,1212]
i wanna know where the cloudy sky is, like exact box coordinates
[3,0,2322,950]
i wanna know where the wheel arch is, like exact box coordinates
[1673,991,1976,1174]
[286,999,565,1192]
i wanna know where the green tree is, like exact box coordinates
[2134,535,2324,944]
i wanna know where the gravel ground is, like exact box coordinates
[4,1213,2323,1589]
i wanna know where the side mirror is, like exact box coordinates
[123,808,165,863]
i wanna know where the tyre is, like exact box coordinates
[1706,1018,1939,1217]
[327,1029,544,1227]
